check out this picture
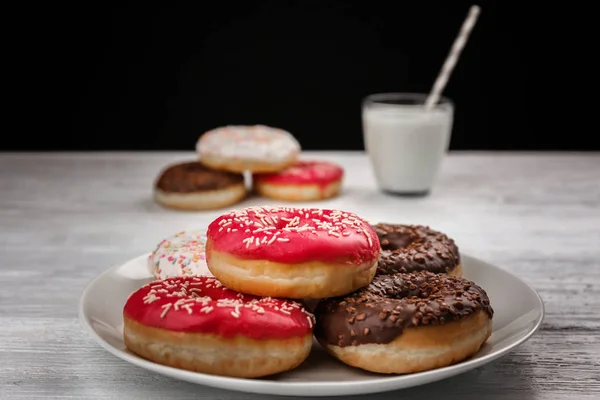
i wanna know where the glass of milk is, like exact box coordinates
[362,93,454,196]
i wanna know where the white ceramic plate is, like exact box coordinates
[79,253,544,397]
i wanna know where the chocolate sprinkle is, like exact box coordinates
[373,224,460,275]
[314,271,493,347]
[155,161,244,193]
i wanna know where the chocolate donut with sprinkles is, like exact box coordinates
[123,276,315,378]
[314,272,493,374]
[374,224,462,277]
[253,160,344,201]
[196,125,301,173]
[205,206,380,299]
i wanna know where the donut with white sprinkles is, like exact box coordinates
[123,276,315,378]
[205,206,381,299]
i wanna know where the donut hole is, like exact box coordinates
[373,224,462,276]
[274,219,290,229]
[374,226,419,252]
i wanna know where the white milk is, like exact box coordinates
[362,100,453,194]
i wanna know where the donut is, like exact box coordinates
[314,272,493,374]
[153,161,246,211]
[196,125,301,173]
[123,276,315,378]
[373,224,462,277]
[253,160,344,201]
[148,230,213,280]
[205,206,380,299]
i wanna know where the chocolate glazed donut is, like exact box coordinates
[155,161,244,193]
[314,272,493,374]
[153,161,247,211]
[373,224,462,277]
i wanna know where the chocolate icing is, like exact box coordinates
[314,272,493,347]
[373,224,460,275]
[155,161,244,193]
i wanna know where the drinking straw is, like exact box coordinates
[424,5,481,109]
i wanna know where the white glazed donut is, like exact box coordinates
[148,230,213,279]
[196,125,301,173]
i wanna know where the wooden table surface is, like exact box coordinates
[1,151,599,400]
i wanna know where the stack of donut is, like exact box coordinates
[152,125,345,211]
[123,205,494,378]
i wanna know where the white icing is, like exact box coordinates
[196,125,301,162]
[148,230,213,280]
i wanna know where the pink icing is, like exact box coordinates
[124,276,315,339]
[254,160,343,186]
[207,206,380,265]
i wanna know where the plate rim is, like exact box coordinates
[78,253,545,397]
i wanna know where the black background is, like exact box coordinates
[5,1,597,151]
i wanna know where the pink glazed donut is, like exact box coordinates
[253,160,344,201]
[205,206,380,299]
[123,276,315,378]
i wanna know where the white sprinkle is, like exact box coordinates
[143,293,161,304]
[242,237,254,248]
[253,227,275,233]
[173,298,186,311]
[276,237,290,242]
[160,303,172,318]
